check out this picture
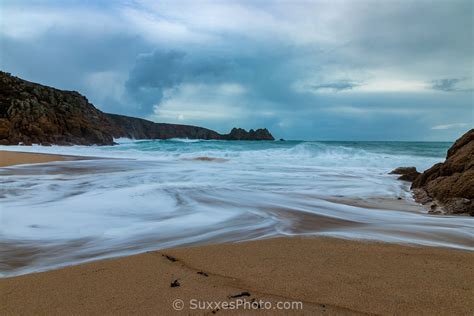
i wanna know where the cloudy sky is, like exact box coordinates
[1,0,472,140]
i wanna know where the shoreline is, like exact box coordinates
[1,236,472,315]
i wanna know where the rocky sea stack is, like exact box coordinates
[0,72,274,145]
[408,129,473,216]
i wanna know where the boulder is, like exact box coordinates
[389,167,421,182]
[411,129,474,216]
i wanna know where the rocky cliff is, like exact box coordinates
[411,129,473,216]
[105,114,274,141]
[0,72,117,145]
[0,72,274,145]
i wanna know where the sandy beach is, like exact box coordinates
[0,150,80,167]
[1,237,472,315]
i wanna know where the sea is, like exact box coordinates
[1,139,473,276]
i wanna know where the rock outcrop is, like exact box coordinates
[411,129,474,216]
[0,72,117,145]
[0,72,274,145]
[224,127,274,141]
[389,167,421,182]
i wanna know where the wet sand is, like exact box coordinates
[0,150,81,167]
[1,237,473,315]
[322,195,426,213]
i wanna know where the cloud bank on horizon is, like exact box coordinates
[0,0,472,140]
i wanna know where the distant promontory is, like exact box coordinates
[0,71,274,145]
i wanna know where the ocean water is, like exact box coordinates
[1,139,473,276]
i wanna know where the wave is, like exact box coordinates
[2,140,470,277]
[0,140,445,171]
[166,138,206,143]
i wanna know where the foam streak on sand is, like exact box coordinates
[0,140,473,277]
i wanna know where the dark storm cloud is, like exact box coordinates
[123,46,308,115]
[124,50,234,115]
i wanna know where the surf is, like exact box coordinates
[1,140,472,277]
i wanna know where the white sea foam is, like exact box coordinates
[1,140,472,276]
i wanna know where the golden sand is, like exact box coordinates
[0,150,76,167]
[1,237,472,315]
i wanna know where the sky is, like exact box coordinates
[0,0,472,141]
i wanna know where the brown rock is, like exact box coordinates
[389,166,421,182]
[0,118,11,138]
[0,72,115,145]
[412,188,432,204]
[411,129,474,216]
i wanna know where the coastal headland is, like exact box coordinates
[0,71,274,146]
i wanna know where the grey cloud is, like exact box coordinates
[430,78,470,92]
[0,29,150,102]
[123,47,302,115]
[311,81,359,92]
[320,0,473,79]
[119,40,472,141]
[124,50,239,115]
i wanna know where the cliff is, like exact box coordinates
[0,72,274,145]
[105,114,274,141]
[0,72,116,145]
[105,114,222,140]
[411,129,473,216]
